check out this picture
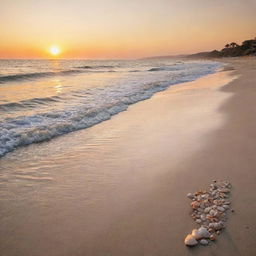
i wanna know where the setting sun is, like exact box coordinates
[49,46,61,56]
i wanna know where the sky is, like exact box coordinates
[0,0,256,59]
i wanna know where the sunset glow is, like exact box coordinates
[0,0,255,59]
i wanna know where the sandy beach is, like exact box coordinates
[1,57,256,256]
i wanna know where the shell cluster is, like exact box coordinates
[184,180,233,247]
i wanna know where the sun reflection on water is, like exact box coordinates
[54,79,63,93]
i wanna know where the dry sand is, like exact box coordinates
[91,57,256,256]
[1,57,256,256]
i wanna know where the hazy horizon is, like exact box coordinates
[1,0,256,59]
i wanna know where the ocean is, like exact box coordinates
[0,59,221,157]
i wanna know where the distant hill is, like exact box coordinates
[141,54,187,60]
[142,37,256,60]
[187,38,256,58]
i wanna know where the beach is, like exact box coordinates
[1,57,256,256]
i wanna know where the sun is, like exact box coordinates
[49,46,61,56]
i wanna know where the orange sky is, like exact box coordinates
[0,0,255,59]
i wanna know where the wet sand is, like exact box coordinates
[1,57,256,256]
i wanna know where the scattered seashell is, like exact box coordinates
[204,207,211,213]
[187,193,194,199]
[210,234,216,241]
[192,227,210,239]
[209,223,214,228]
[191,201,200,209]
[217,206,225,212]
[185,180,232,247]
[184,234,198,246]
[191,229,201,240]
[200,214,206,221]
[200,239,209,245]
[209,209,216,216]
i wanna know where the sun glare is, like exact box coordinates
[49,46,61,56]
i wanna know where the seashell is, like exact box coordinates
[210,234,216,241]
[209,223,214,228]
[191,201,200,209]
[217,206,225,212]
[213,222,223,230]
[200,214,206,221]
[197,208,203,213]
[184,234,198,246]
[209,209,215,216]
[204,207,211,213]
[187,193,194,199]
[223,205,229,210]
[219,188,230,193]
[216,231,220,235]
[192,227,210,239]
[199,227,210,238]
[191,229,201,240]
[200,239,209,245]
[208,228,214,233]
[196,219,202,224]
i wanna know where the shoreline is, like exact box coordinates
[1,57,256,256]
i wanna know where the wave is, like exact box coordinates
[148,67,166,72]
[0,65,184,84]
[147,64,185,72]
[0,96,61,111]
[0,70,84,83]
[0,66,119,84]
[0,61,221,157]
[76,65,115,69]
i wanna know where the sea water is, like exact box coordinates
[0,58,221,156]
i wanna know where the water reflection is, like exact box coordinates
[54,79,63,93]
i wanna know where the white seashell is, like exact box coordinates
[200,239,209,245]
[209,209,215,216]
[187,193,194,199]
[209,223,214,228]
[204,207,211,213]
[219,188,230,193]
[184,234,198,246]
[197,208,203,213]
[200,214,206,221]
[217,206,225,212]
[223,205,229,210]
[192,227,210,240]
[213,222,223,230]
[191,229,201,240]
[196,219,202,224]
[198,227,210,238]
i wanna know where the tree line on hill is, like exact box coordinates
[188,37,256,58]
